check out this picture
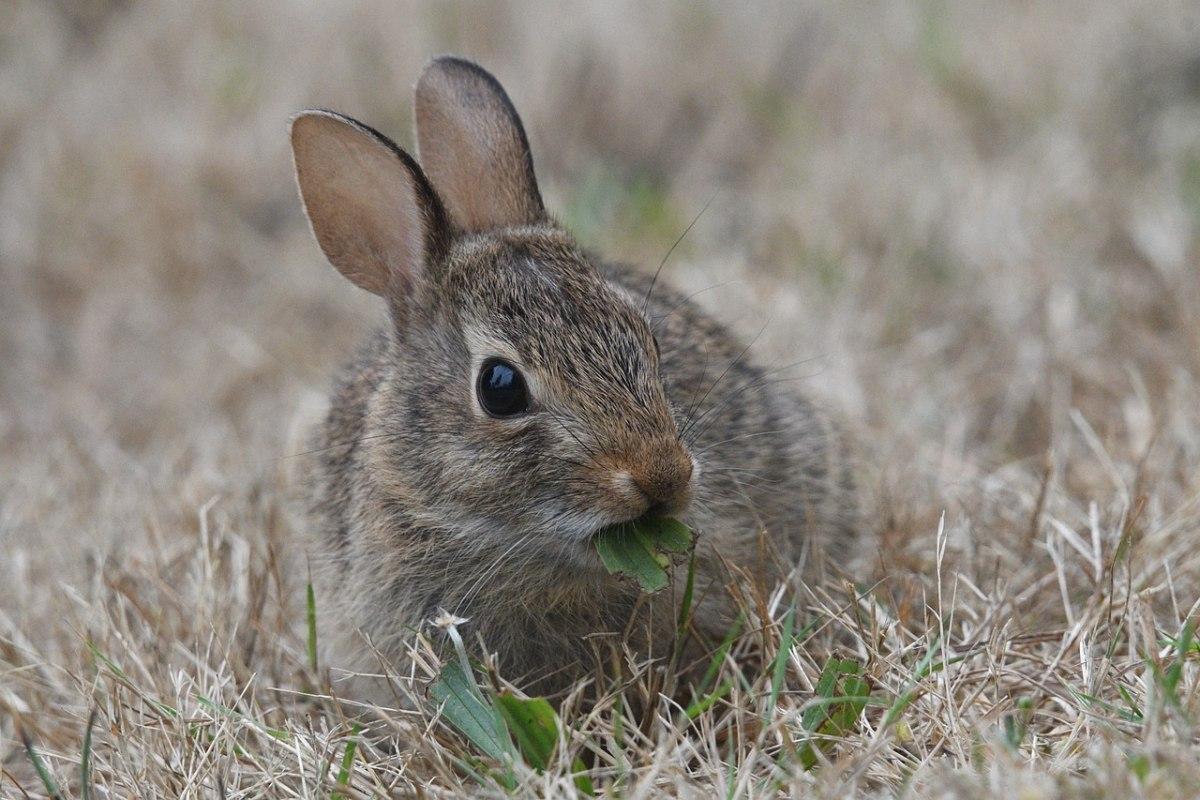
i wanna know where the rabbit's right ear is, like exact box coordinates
[290,110,448,298]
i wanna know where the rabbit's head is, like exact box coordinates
[291,58,696,559]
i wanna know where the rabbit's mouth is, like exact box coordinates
[584,509,653,542]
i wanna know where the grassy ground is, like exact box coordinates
[3,1,1200,797]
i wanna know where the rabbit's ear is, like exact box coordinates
[291,110,448,297]
[415,57,545,232]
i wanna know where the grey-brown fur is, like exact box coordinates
[293,56,859,699]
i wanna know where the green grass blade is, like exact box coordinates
[194,695,292,741]
[696,614,744,699]
[332,722,361,797]
[87,640,178,719]
[883,634,942,728]
[306,580,319,674]
[677,549,697,633]
[1116,684,1144,722]
[767,605,796,717]
[668,549,700,679]
[81,707,98,800]
[687,678,733,719]
[21,730,61,800]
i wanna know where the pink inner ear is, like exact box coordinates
[415,60,544,233]
[292,112,432,297]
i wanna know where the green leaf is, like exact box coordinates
[831,675,870,731]
[430,661,515,764]
[797,658,870,770]
[594,517,694,592]
[495,693,559,771]
[493,691,593,794]
[595,524,667,591]
[571,758,595,797]
[639,516,692,552]
[802,658,856,732]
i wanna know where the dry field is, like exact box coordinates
[3,1,1200,797]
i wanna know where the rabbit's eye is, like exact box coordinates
[477,358,531,417]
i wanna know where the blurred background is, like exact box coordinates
[2,0,1200,596]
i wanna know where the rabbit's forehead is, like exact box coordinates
[452,241,664,407]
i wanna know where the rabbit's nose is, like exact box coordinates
[631,453,694,518]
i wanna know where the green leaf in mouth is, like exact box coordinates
[594,517,694,592]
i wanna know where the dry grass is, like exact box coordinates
[3,1,1200,797]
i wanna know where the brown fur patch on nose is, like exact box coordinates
[630,449,694,517]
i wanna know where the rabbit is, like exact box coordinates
[290,56,860,701]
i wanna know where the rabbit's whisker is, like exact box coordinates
[693,428,793,456]
[545,407,601,460]
[682,355,830,447]
[678,341,714,436]
[280,430,405,460]
[454,532,537,614]
[641,191,717,315]
[650,280,740,334]
[701,465,787,486]
[678,321,770,440]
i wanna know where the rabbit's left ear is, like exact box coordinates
[415,56,545,232]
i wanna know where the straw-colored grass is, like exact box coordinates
[2,1,1199,797]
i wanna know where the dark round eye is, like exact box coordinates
[477,358,531,417]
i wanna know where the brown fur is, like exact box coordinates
[292,57,860,699]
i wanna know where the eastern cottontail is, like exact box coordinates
[291,57,859,700]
